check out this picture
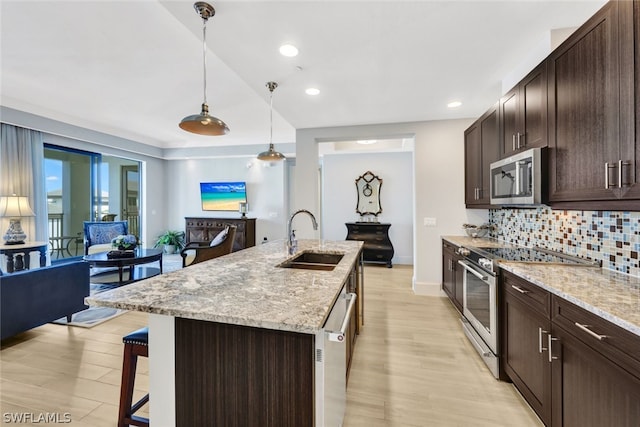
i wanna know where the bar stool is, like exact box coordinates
[118,326,149,427]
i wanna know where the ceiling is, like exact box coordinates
[1,0,607,151]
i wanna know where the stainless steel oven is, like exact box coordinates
[457,254,499,378]
[454,243,599,379]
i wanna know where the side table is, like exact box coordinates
[0,241,48,273]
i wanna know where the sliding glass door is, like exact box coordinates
[44,145,141,259]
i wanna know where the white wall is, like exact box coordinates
[164,157,286,244]
[321,151,413,265]
[296,119,488,294]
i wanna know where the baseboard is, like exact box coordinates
[412,280,446,297]
[392,255,413,265]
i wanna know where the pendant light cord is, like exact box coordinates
[269,89,273,146]
[202,16,208,106]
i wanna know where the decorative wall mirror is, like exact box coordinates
[355,171,383,216]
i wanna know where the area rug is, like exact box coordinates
[52,283,126,328]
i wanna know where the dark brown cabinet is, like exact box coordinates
[502,271,552,426]
[501,270,640,427]
[465,102,500,208]
[442,241,463,312]
[500,63,548,158]
[345,222,394,267]
[185,217,256,252]
[548,0,636,204]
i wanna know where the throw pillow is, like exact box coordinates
[89,224,126,244]
[210,227,229,247]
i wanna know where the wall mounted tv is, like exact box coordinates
[200,182,247,211]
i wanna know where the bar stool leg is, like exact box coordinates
[118,328,149,427]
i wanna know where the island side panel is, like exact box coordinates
[175,318,315,426]
[149,314,176,426]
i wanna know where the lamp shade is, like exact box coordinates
[0,195,35,218]
[257,144,286,161]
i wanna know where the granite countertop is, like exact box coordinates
[86,239,363,334]
[442,235,640,337]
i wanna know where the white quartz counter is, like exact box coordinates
[442,235,640,337]
[86,239,363,334]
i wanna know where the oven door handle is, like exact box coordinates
[457,260,488,281]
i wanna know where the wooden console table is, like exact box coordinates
[185,217,256,252]
[345,222,394,267]
[0,241,48,273]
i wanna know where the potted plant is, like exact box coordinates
[154,230,186,254]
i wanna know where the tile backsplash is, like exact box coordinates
[489,207,640,277]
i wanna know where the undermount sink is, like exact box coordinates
[277,252,344,271]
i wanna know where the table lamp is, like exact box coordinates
[0,195,36,245]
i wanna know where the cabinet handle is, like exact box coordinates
[517,132,524,148]
[574,322,607,341]
[548,335,559,363]
[618,160,631,188]
[512,134,516,151]
[605,162,616,189]
[511,284,529,294]
[538,327,548,353]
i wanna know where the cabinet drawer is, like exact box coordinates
[503,271,550,316]
[552,296,640,378]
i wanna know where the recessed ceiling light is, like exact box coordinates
[357,140,377,145]
[279,44,299,57]
[447,101,462,109]
[306,88,320,96]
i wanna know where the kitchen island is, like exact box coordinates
[87,239,363,426]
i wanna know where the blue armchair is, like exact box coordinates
[83,221,128,255]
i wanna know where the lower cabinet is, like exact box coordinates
[502,270,640,427]
[502,272,552,426]
[442,241,463,312]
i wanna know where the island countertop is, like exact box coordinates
[86,239,363,334]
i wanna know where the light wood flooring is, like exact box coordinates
[1,265,542,426]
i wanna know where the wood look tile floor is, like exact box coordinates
[0,265,542,426]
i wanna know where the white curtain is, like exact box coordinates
[0,123,47,243]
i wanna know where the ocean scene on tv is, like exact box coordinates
[200,182,247,211]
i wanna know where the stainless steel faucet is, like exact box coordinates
[287,209,318,254]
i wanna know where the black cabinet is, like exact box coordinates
[345,223,394,267]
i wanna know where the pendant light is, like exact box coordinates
[179,2,229,136]
[257,82,286,161]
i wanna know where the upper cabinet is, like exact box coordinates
[465,0,639,210]
[548,0,636,204]
[465,103,500,208]
[500,62,548,157]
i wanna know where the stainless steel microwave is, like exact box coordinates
[490,148,544,205]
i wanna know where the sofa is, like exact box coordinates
[1,259,90,340]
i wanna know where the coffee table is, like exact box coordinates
[83,248,163,285]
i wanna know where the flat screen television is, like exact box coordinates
[200,181,247,211]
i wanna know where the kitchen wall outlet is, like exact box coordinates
[424,217,437,227]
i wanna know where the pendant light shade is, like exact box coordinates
[179,2,229,136]
[257,81,286,161]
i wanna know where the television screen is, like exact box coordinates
[200,182,247,211]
